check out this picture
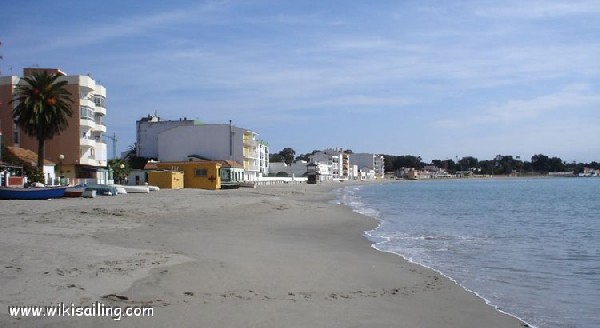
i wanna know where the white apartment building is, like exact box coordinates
[137,118,269,181]
[349,153,386,179]
[309,148,351,180]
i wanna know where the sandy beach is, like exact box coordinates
[0,183,526,327]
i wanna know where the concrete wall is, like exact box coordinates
[136,118,196,158]
[268,162,309,177]
[158,124,241,162]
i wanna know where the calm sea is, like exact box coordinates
[337,178,600,328]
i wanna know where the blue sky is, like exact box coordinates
[1,0,599,162]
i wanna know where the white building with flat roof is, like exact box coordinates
[349,153,385,179]
[309,148,351,180]
[136,115,197,158]
[148,122,268,181]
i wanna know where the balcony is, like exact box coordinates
[78,156,97,166]
[78,76,95,91]
[80,118,96,129]
[244,151,259,159]
[244,139,258,147]
[95,106,106,116]
[80,98,95,109]
[80,137,96,148]
[94,123,107,133]
[246,164,260,172]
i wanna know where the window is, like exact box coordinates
[195,169,208,177]
[80,106,94,120]
[94,95,105,107]
[95,114,104,125]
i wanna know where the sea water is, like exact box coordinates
[337,178,600,328]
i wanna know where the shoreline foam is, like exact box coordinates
[338,182,535,328]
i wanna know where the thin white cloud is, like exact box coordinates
[433,84,600,129]
[13,2,225,53]
[473,0,600,19]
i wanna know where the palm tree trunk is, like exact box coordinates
[37,137,45,174]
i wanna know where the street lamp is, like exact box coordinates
[58,154,64,185]
[119,163,125,184]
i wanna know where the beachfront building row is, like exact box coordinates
[136,115,269,181]
[396,165,453,180]
[309,148,351,180]
[267,148,384,181]
[307,148,385,181]
[0,68,109,184]
[269,161,313,178]
[349,153,385,180]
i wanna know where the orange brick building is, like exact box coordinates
[0,68,109,183]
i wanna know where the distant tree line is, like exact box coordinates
[383,154,599,175]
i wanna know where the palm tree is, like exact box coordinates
[11,71,73,173]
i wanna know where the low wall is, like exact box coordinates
[254,177,308,185]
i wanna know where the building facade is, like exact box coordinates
[268,161,310,177]
[309,148,351,180]
[0,68,108,182]
[135,115,197,158]
[152,161,222,190]
[137,117,269,181]
[349,153,385,179]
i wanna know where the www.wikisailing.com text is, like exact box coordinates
[9,302,153,321]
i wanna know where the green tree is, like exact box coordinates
[458,156,479,170]
[11,71,73,173]
[548,157,566,172]
[124,143,151,169]
[269,153,284,163]
[531,154,550,173]
[392,155,423,170]
[295,150,320,162]
[109,159,131,184]
[495,155,515,175]
[431,159,457,173]
[278,147,296,165]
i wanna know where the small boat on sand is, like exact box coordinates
[81,184,118,196]
[64,186,85,197]
[118,185,150,193]
[114,186,128,195]
[0,186,69,200]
